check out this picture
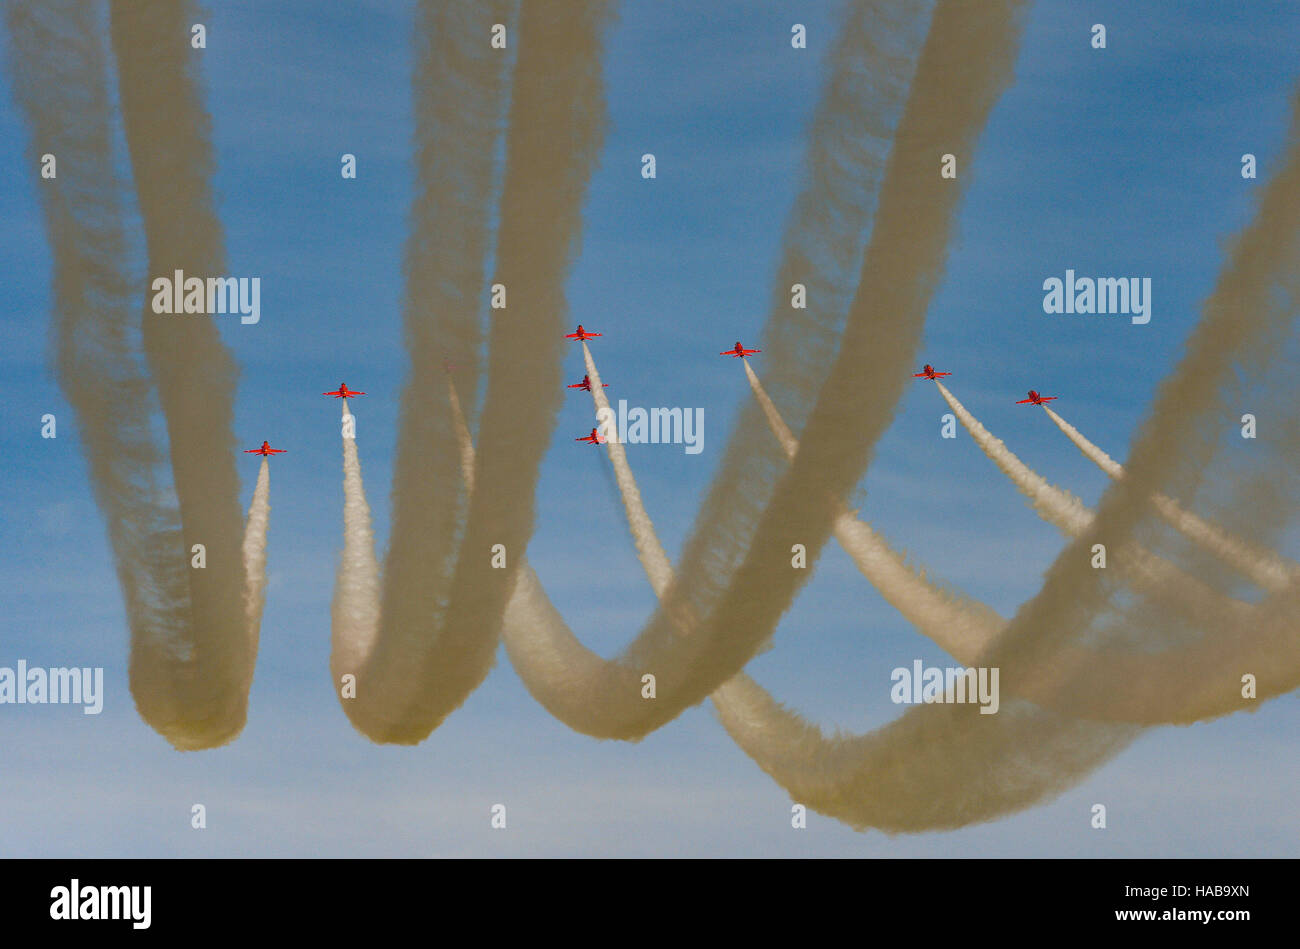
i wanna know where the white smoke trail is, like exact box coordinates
[935,380,1251,627]
[241,459,271,654]
[935,382,1091,532]
[330,401,382,681]
[1043,405,1298,592]
[744,361,1000,662]
[447,376,476,493]
[583,344,675,597]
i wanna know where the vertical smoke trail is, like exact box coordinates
[350,0,515,740]
[1042,405,1298,592]
[447,376,476,493]
[7,0,254,748]
[331,401,382,684]
[5,0,180,674]
[351,0,613,743]
[583,344,674,597]
[240,459,271,655]
[744,362,1001,662]
[105,0,254,748]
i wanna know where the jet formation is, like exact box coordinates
[258,344,1059,454]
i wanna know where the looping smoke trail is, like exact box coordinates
[516,3,1295,826]
[747,366,1298,724]
[501,0,942,739]
[974,91,1300,727]
[506,347,1134,829]
[8,0,257,749]
[500,2,1137,831]
[330,402,381,684]
[1042,405,1299,592]
[335,0,612,743]
[241,459,271,656]
[342,0,515,742]
[108,0,256,749]
[510,378,1134,828]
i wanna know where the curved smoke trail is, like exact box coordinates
[568,356,1282,823]
[967,90,1300,727]
[714,192,1300,822]
[338,0,514,742]
[521,66,1300,831]
[502,0,1004,740]
[746,365,1298,725]
[335,0,612,743]
[1042,405,1299,593]
[500,352,1135,830]
[109,0,255,748]
[7,0,257,749]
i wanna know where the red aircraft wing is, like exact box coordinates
[913,366,952,378]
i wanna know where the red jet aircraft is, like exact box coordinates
[720,341,761,358]
[913,364,952,380]
[567,374,608,392]
[1016,390,1058,405]
[564,324,602,342]
[323,383,366,400]
[244,441,287,456]
[575,428,606,445]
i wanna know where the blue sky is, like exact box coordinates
[1,0,1298,856]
